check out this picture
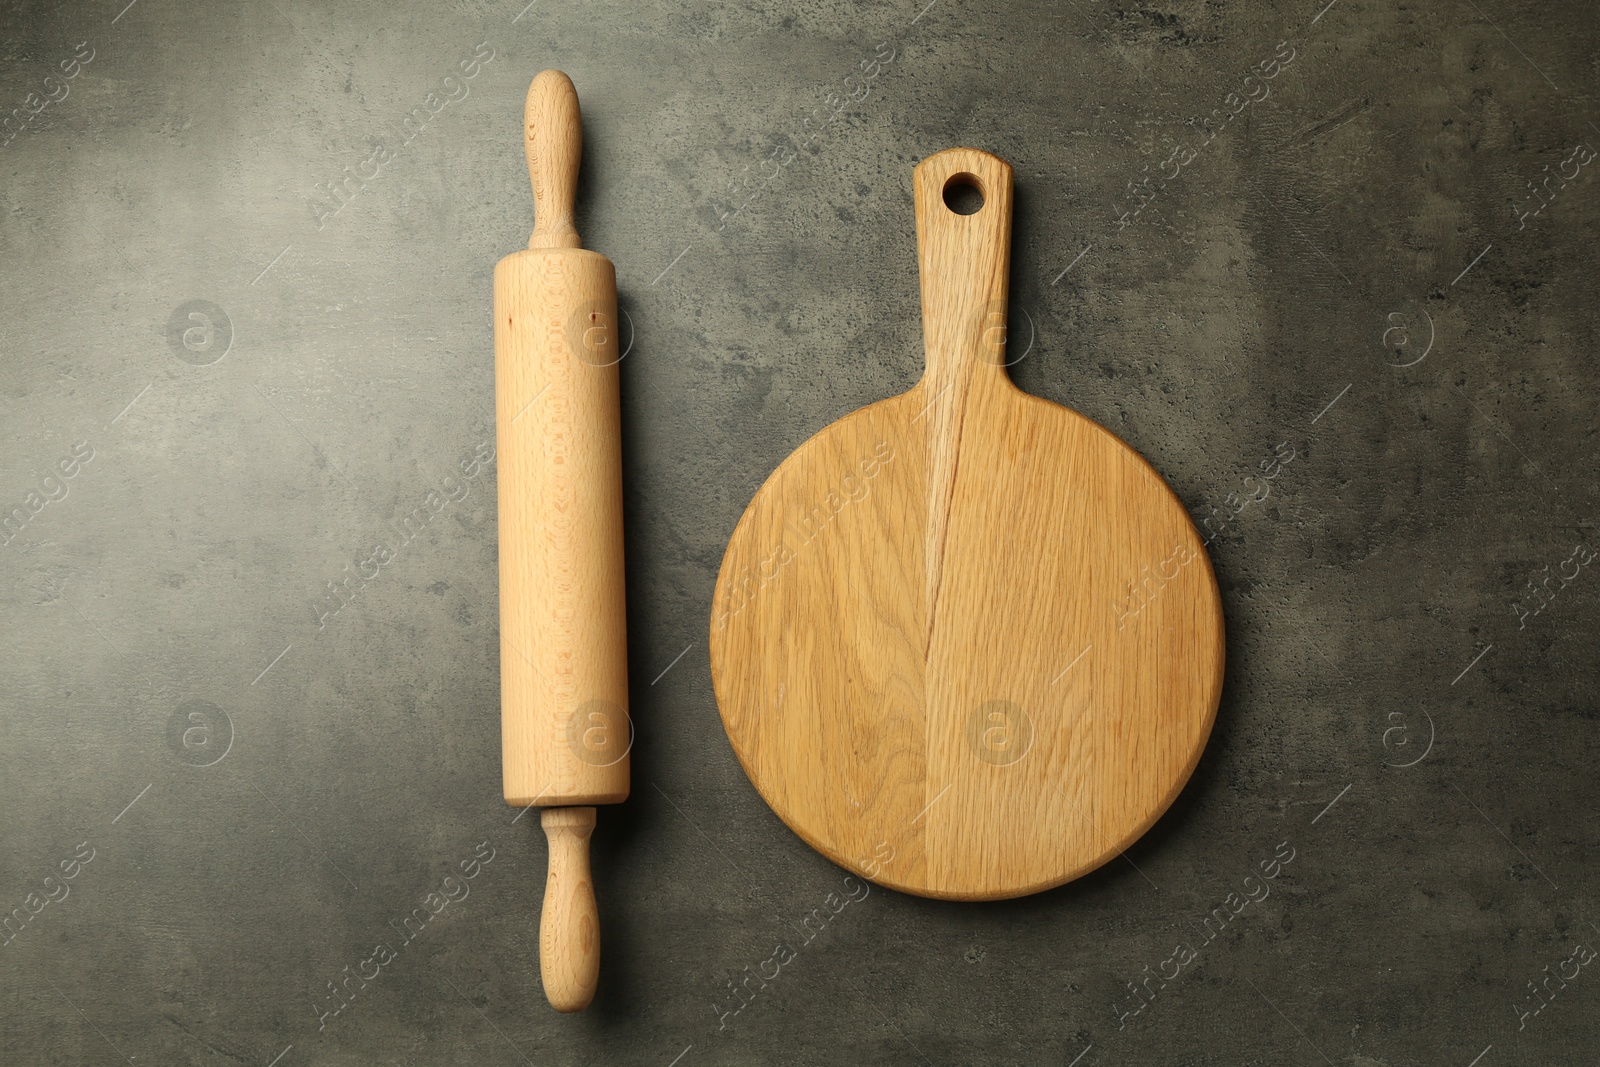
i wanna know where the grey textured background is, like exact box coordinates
[2,0,1597,1063]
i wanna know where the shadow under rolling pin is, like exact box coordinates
[494,69,631,1013]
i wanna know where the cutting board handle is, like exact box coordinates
[526,69,583,250]
[912,148,1014,394]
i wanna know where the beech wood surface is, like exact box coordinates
[539,807,600,1012]
[496,69,626,1011]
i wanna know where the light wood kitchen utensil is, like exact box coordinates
[710,147,1224,901]
[495,70,630,1011]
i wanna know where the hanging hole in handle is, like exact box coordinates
[942,173,985,215]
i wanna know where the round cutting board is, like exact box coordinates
[709,148,1224,900]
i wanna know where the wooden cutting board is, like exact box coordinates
[709,147,1225,901]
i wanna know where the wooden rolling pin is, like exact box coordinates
[495,69,630,1013]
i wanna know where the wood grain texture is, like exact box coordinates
[495,70,627,1012]
[540,807,600,1012]
[525,69,582,251]
[709,148,1224,901]
[495,243,629,808]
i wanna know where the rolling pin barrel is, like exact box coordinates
[495,69,629,1013]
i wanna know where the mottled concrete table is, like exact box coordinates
[2,0,1597,1064]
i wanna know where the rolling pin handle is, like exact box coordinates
[526,69,584,250]
[539,806,600,1012]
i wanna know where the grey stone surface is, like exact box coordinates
[2,0,1597,1063]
